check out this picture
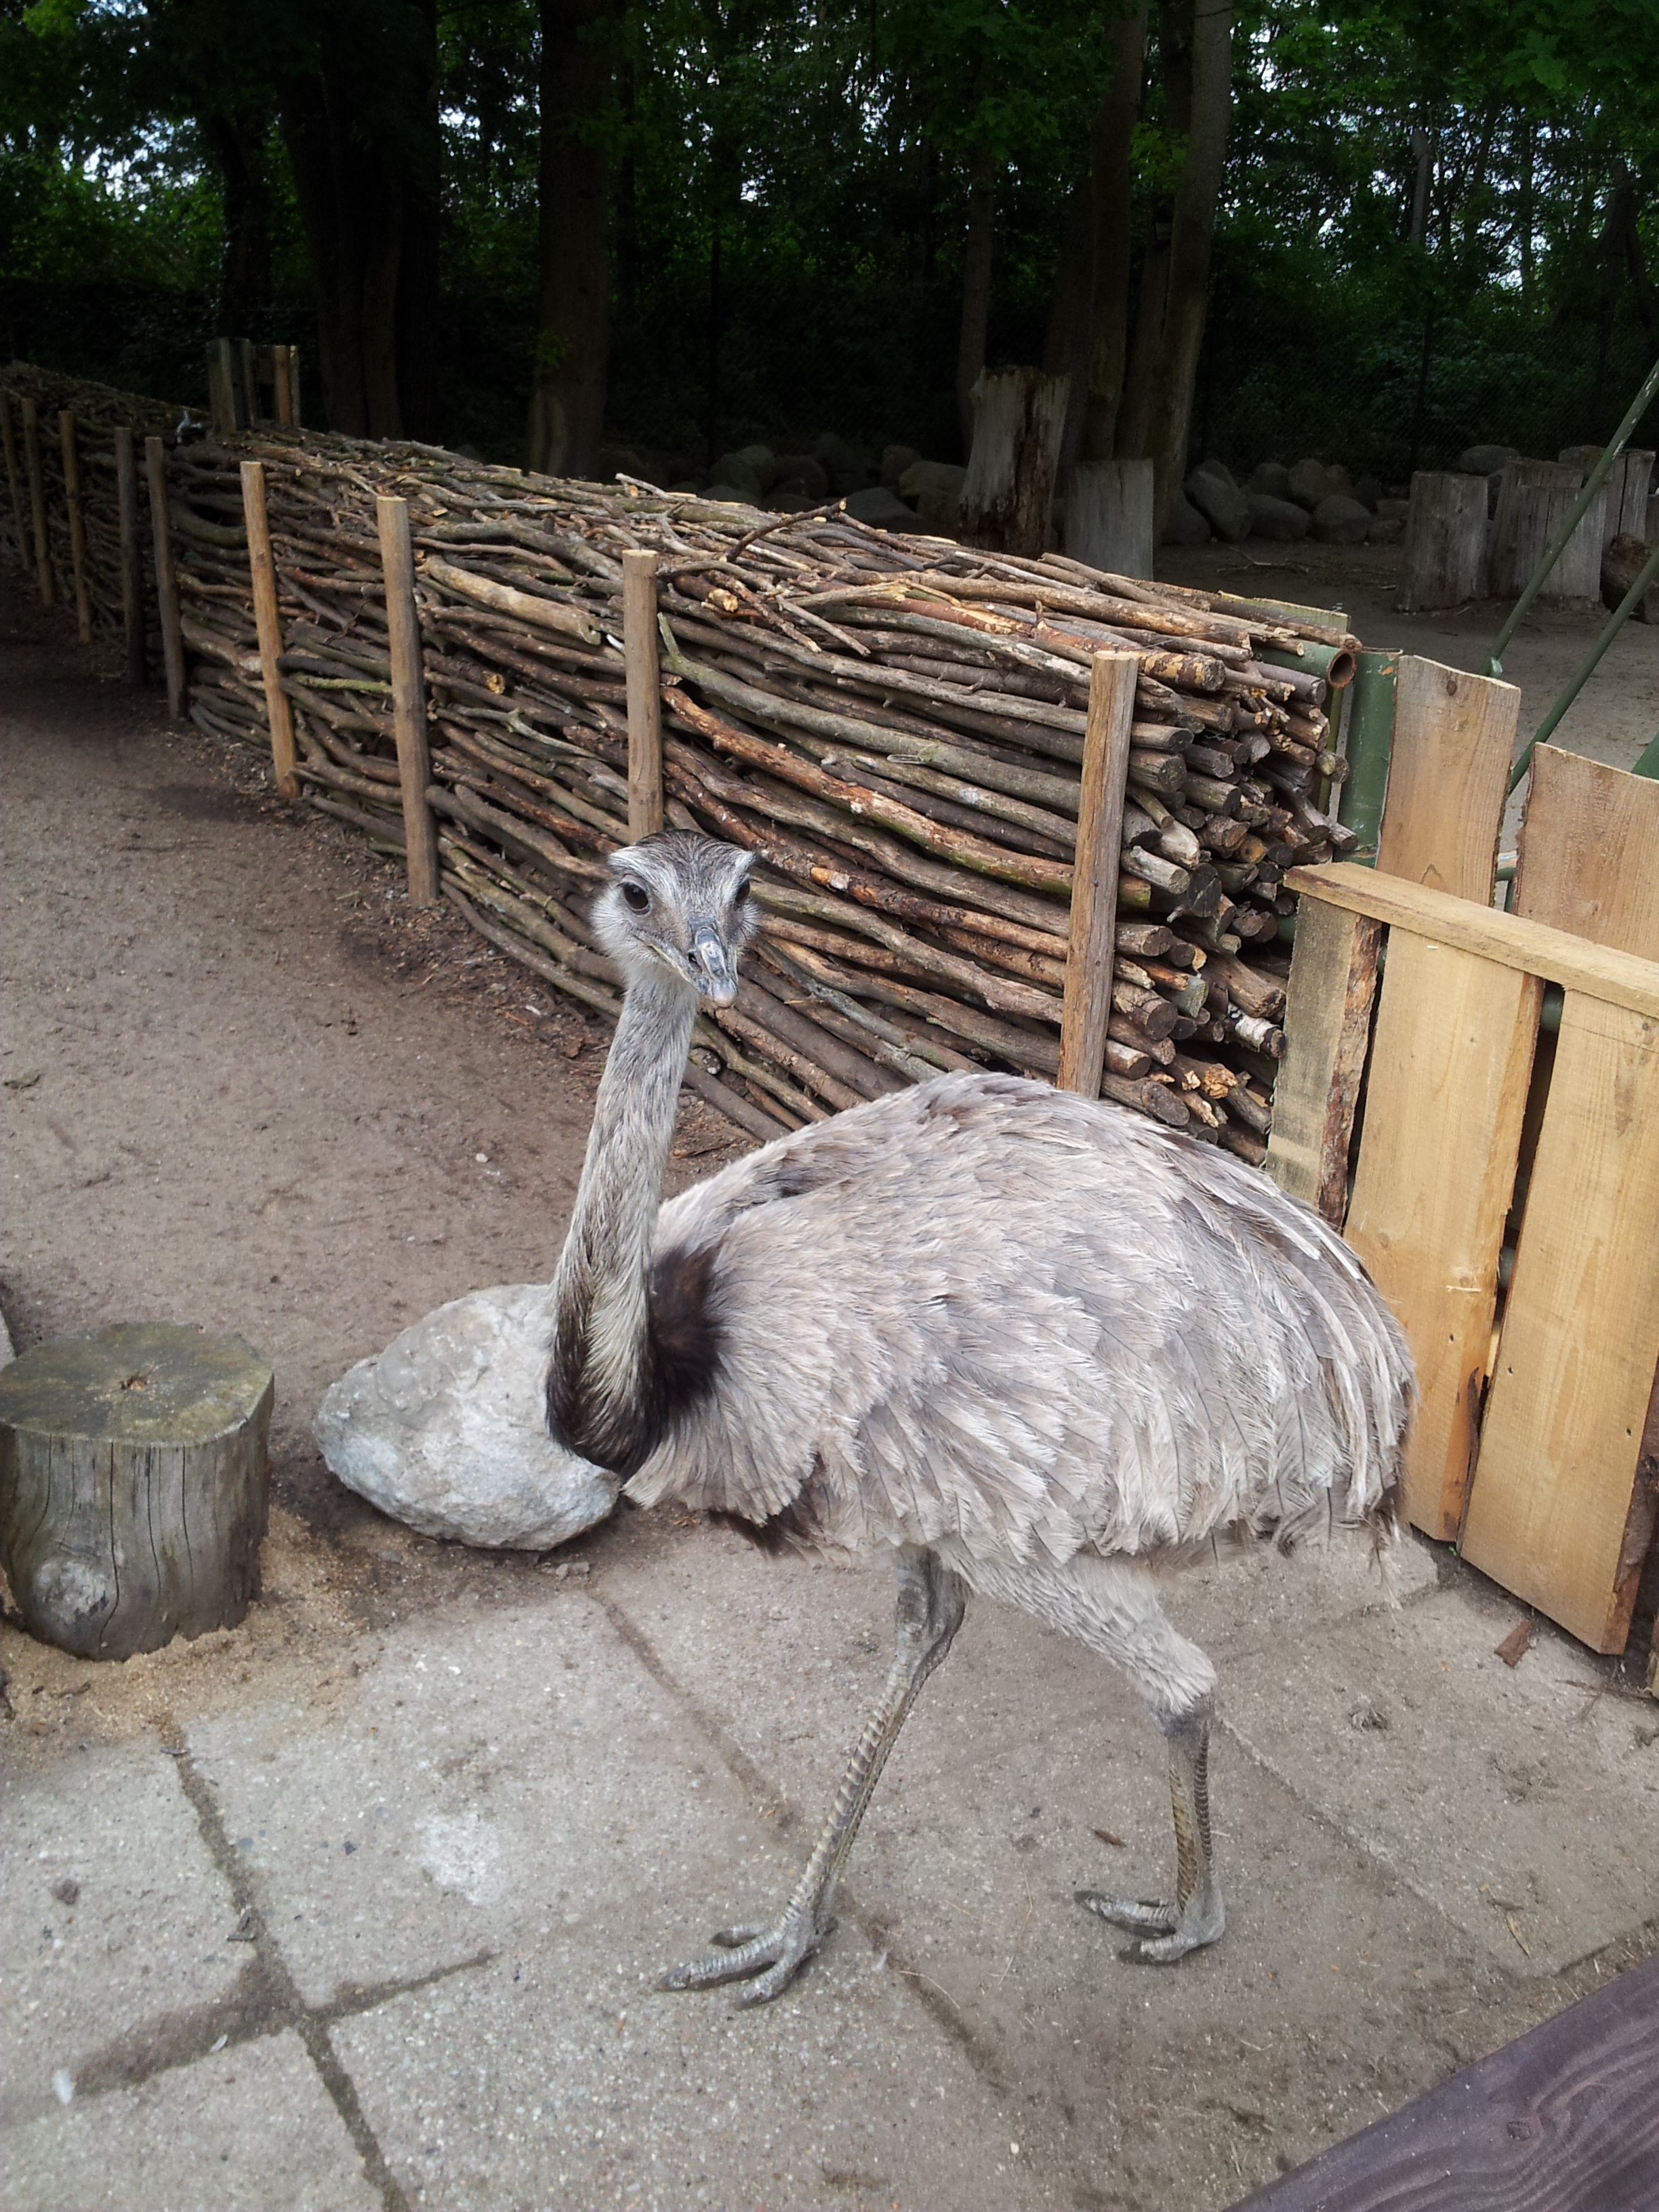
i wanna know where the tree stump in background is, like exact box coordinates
[1063,458,1154,579]
[0,1324,273,1659]
[960,368,1070,556]
[1399,472,1488,612]
[1489,459,1607,600]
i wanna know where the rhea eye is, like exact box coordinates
[731,880,750,908]
[621,882,649,912]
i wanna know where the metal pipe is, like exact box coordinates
[1508,531,1659,794]
[1482,349,1659,678]
[1258,639,1357,689]
[1335,648,1398,865]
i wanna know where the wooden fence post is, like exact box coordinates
[1057,651,1139,1094]
[272,345,293,428]
[239,460,299,798]
[1,392,26,560]
[20,396,54,606]
[287,348,302,430]
[114,426,146,684]
[57,411,92,644]
[206,340,239,434]
[376,495,441,905]
[1374,655,1519,904]
[239,340,259,428]
[622,548,663,838]
[144,436,186,718]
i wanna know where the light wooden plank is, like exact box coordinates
[239,460,299,799]
[1057,652,1138,1096]
[1266,899,1381,1222]
[144,435,186,719]
[1343,938,1540,1539]
[1515,744,1659,961]
[1461,993,1659,1652]
[1285,864,1659,1021]
[1376,655,1519,903]
[376,495,441,906]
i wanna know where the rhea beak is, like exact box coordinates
[690,924,739,1006]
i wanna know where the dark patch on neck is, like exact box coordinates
[546,1242,724,1479]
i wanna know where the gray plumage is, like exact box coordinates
[548,830,1416,2003]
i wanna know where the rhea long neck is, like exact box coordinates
[548,967,697,1473]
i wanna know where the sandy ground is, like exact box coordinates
[3,561,1658,2212]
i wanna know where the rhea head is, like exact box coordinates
[592,831,758,1009]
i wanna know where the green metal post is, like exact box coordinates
[1507,533,1659,796]
[1336,648,1399,865]
[1258,639,1358,685]
[1481,350,1659,678]
[1634,732,1659,779]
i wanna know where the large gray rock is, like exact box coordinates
[880,443,921,489]
[1195,456,1240,491]
[1248,461,1292,499]
[1459,443,1520,478]
[1287,458,1343,510]
[1248,492,1309,541]
[1558,444,1603,474]
[314,1284,619,1551]
[1311,493,1372,545]
[898,459,966,500]
[772,452,828,498]
[1185,467,1250,542]
[702,483,765,510]
[731,443,777,490]
[1366,514,1406,545]
[814,432,867,493]
[708,451,767,498]
[1375,495,1412,520]
[1162,491,1213,546]
[1351,474,1384,511]
[843,485,919,529]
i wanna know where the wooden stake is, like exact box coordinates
[1,392,26,559]
[206,339,239,434]
[376,494,441,904]
[287,346,302,430]
[622,548,664,838]
[20,396,54,605]
[58,411,92,644]
[239,339,259,428]
[240,460,299,798]
[144,436,186,718]
[272,345,293,428]
[114,426,146,684]
[1058,651,1138,1094]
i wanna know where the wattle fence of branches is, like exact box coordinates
[1,359,1364,1155]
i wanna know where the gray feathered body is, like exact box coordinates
[626,1070,1413,1574]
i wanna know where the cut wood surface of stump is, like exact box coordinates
[0,1323,273,1660]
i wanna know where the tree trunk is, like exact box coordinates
[960,367,1070,555]
[1489,459,1607,601]
[1139,0,1234,534]
[394,0,442,443]
[1065,457,1155,578]
[205,112,274,333]
[527,0,615,480]
[1047,1,1147,476]
[1399,472,1488,612]
[0,1324,272,1660]
[956,142,996,453]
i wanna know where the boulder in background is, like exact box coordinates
[1248,460,1292,499]
[1311,493,1372,544]
[1248,492,1309,541]
[1163,491,1213,546]
[1185,466,1250,541]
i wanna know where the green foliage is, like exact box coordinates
[3,0,1657,466]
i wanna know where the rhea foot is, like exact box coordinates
[658,1899,834,2005]
[1075,1881,1224,1964]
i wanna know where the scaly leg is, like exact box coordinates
[1077,1700,1225,1963]
[660,1544,966,2005]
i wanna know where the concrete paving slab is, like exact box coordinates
[0,2028,380,2212]
[2,1738,244,2113]
[335,1924,1059,2212]
[1223,1578,1659,1975]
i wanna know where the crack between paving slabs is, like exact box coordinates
[590,1586,1022,2095]
[154,1721,493,2212]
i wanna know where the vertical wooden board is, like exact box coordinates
[1376,656,1519,903]
[1057,652,1137,1095]
[1343,935,1540,1539]
[621,548,663,839]
[1515,745,1659,960]
[1462,994,1659,1652]
[1266,898,1381,1220]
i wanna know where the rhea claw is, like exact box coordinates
[1075,1887,1225,1964]
[658,1905,833,2006]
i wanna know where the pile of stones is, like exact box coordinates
[1174,458,1410,550]
[597,434,969,536]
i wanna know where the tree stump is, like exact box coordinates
[1063,458,1154,579]
[959,368,1071,556]
[1489,459,1607,601]
[1399,472,1488,611]
[0,1324,273,1659]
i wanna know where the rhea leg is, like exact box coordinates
[660,1544,966,2005]
[1077,1696,1225,1962]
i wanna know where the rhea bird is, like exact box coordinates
[548,831,1414,2005]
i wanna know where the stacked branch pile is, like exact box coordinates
[2,369,1360,1155]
